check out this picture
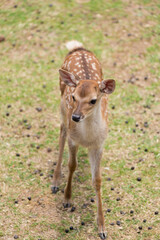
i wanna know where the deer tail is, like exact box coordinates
[65,40,83,52]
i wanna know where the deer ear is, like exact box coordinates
[59,69,77,87]
[99,79,115,94]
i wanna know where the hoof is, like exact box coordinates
[99,232,107,240]
[51,186,59,194]
[63,202,71,208]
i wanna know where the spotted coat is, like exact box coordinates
[60,48,107,115]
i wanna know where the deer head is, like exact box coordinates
[59,69,115,122]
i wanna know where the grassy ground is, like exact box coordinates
[0,0,160,239]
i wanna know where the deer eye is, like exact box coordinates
[90,99,97,105]
[72,95,76,102]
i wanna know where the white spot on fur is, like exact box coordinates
[95,73,100,79]
[64,61,67,68]
[92,63,96,70]
[77,70,82,75]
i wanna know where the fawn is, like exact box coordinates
[51,40,115,239]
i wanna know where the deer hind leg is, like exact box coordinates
[51,123,67,194]
[89,147,107,240]
[63,138,78,208]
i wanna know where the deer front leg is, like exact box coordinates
[63,138,78,208]
[51,123,67,194]
[89,147,107,240]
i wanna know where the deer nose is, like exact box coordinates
[72,114,81,122]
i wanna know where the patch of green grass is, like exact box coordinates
[0,231,4,237]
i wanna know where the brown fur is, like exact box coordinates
[52,45,115,239]
[67,47,91,56]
